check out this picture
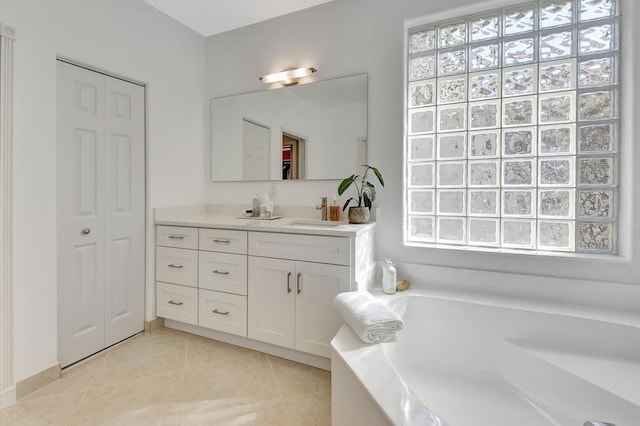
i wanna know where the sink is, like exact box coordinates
[288,220,344,227]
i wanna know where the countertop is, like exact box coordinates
[154,205,376,237]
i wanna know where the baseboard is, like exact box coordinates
[145,317,164,333]
[165,319,331,371]
[0,385,16,410]
[15,363,61,400]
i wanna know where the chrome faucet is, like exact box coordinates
[584,422,616,426]
[316,197,328,220]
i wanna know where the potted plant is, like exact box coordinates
[338,164,384,224]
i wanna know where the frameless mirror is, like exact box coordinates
[210,73,367,182]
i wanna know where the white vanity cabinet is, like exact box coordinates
[247,232,352,358]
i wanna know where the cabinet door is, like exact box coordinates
[294,261,351,357]
[247,256,295,348]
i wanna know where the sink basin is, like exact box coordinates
[288,220,344,227]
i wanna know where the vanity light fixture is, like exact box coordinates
[259,67,317,86]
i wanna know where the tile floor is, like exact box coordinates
[0,327,331,425]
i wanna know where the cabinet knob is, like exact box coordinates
[81,228,91,235]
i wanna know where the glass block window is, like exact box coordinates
[406,0,619,253]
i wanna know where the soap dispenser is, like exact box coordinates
[330,196,341,221]
[252,193,260,217]
[382,259,397,295]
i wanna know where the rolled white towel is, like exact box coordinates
[334,291,403,344]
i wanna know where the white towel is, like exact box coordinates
[334,291,403,344]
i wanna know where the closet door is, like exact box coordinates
[57,61,145,367]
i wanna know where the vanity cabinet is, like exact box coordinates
[247,232,351,358]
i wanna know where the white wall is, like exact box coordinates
[0,0,206,381]
[205,0,640,316]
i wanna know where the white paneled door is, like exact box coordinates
[56,61,145,367]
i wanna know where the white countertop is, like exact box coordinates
[154,205,376,237]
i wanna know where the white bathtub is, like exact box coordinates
[331,291,640,426]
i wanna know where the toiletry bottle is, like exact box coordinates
[330,196,340,221]
[382,259,397,295]
[252,193,260,217]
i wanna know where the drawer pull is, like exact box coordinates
[168,235,184,240]
[212,270,230,275]
[168,300,183,306]
[287,272,292,293]
[168,264,184,269]
[212,309,230,316]
[297,272,302,294]
[213,239,231,244]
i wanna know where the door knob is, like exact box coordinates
[81,228,91,235]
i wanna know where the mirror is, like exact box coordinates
[210,73,367,182]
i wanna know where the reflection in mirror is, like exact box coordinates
[210,74,367,182]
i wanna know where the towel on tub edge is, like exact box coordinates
[334,291,404,344]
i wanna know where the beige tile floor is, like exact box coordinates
[0,327,331,425]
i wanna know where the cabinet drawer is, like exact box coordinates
[248,232,351,265]
[156,226,198,249]
[156,246,198,287]
[199,289,247,337]
[199,251,247,295]
[199,229,247,254]
[156,282,198,325]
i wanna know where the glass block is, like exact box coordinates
[437,217,466,243]
[469,100,500,129]
[539,189,574,218]
[579,90,614,120]
[469,131,500,157]
[469,103,499,129]
[438,105,466,132]
[468,219,499,245]
[438,77,467,104]
[578,189,613,218]
[408,136,435,161]
[503,159,535,186]
[579,56,614,87]
[504,38,535,65]
[409,54,436,81]
[540,92,574,123]
[503,127,536,156]
[470,44,500,71]
[580,0,615,21]
[503,66,537,96]
[502,220,535,247]
[504,6,535,36]
[471,15,499,41]
[409,107,435,134]
[437,162,466,187]
[438,49,466,76]
[579,124,613,152]
[468,160,499,187]
[409,216,435,242]
[503,190,535,216]
[437,191,466,215]
[468,190,499,216]
[409,163,434,187]
[540,1,573,28]
[539,60,576,91]
[579,24,613,55]
[409,190,435,214]
[410,29,436,53]
[539,124,575,155]
[538,221,573,251]
[578,157,613,185]
[503,96,536,126]
[578,222,613,251]
[470,72,500,100]
[437,133,466,159]
[540,31,573,61]
[409,80,436,108]
[439,22,466,47]
[539,157,574,186]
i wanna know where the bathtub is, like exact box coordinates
[331,290,640,426]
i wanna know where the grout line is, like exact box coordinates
[176,333,191,425]
[266,355,292,425]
